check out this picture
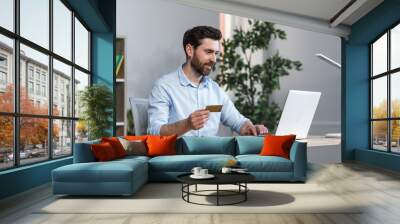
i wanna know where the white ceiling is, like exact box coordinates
[171,0,384,37]
[224,0,352,23]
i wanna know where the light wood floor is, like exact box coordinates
[1,162,400,224]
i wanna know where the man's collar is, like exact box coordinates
[178,65,210,88]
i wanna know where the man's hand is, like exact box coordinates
[186,109,210,130]
[239,121,269,136]
[255,124,269,135]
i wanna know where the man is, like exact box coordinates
[148,26,268,137]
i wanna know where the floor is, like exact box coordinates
[1,162,400,224]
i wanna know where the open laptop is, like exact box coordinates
[274,90,321,139]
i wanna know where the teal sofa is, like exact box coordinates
[52,136,307,196]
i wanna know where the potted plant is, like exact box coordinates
[79,84,113,140]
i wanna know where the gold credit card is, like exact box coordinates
[205,105,223,112]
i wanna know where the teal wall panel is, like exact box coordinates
[355,149,400,172]
[0,158,72,199]
[344,0,400,171]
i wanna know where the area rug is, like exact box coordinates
[37,183,362,214]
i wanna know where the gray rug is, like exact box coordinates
[37,183,362,214]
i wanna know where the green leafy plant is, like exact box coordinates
[216,20,302,131]
[79,84,113,140]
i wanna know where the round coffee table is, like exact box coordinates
[177,172,255,206]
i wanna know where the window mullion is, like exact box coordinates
[388,30,391,152]
[13,0,20,167]
[49,0,54,160]
[71,10,76,154]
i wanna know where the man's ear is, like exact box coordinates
[185,44,193,59]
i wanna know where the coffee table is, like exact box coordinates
[177,172,255,206]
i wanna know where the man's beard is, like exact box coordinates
[190,54,215,76]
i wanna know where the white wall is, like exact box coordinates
[270,24,341,135]
[117,0,219,99]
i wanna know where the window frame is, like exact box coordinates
[370,21,400,154]
[0,0,92,171]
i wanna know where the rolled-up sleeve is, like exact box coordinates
[220,91,249,134]
[147,82,171,135]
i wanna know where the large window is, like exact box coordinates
[0,0,91,171]
[370,23,400,153]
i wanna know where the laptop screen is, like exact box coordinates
[275,90,321,139]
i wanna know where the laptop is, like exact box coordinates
[274,90,321,139]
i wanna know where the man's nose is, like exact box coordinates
[210,54,217,63]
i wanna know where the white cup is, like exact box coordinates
[191,167,202,176]
[200,169,208,176]
[221,167,232,174]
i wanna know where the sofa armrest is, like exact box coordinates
[73,140,100,163]
[289,141,307,181]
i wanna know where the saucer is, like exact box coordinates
[190,174,215,179]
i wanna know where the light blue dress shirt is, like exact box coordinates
[147,65,249,136]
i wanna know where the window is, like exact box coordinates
[53,0,72,60]
[53,59,72,117]
[28,81,34,94]
[0,35,13,113]
[370,23,400,153]
[0,54,7,86]
[0,0,14,32]
[28,67,34,80]
[0,54,7,67]
[20,0,49,49]
[41,73,46,82]
[0,0,91,170]
[75,18,89,70]
[42,85,46,97]
[36,83,40,95]
[0,71,6,85]
[35,70,41,81]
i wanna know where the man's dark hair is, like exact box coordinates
[183,26,222,57]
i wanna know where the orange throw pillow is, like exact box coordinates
[259,135,296,159]
[91,142,117,161]
[101,137,127,158]
[124,135,148,141]
[146,135,177,157]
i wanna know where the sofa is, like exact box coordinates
[52,136,307,196]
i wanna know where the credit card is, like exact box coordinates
[205,105,223,112]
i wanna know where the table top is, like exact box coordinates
[297,135,341,147]
[177,172,255,185]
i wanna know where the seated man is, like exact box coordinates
[148,26,268,137]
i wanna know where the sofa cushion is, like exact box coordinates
[146,135,177,157]
[91,142,118,161]
[148,154,235,172]
[178,136,235,155]
[118,138,147,156]
[101,137,127,158]
[260,134,296,159]
[236,155,293,172]
[52,158,147,183]
[235,136,264,155]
